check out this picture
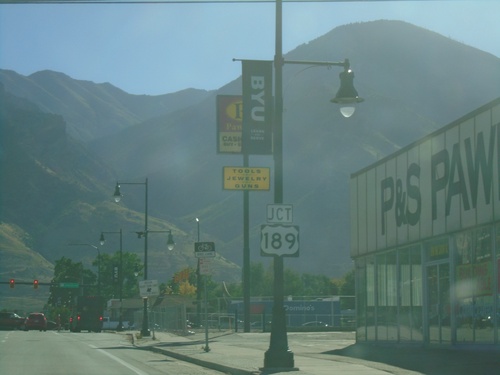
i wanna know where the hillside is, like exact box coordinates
[0,69,212,142]
[1,20,500,291]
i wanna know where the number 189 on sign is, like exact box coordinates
[260,224,299,257]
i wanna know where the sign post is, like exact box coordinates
[194,241,216,352]
[139,280,159,297]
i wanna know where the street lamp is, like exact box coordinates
[135,228,174,340]
[68,243,101,296]
[99,229,124,331]
[263,0,363,370]
[330,59,364,118]
[195,218,202,328]
[112,178,151,336]
[136,230,175,251]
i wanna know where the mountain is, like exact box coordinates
[0,69,211,142]
[1,20,500,293]
[88,20,500,276]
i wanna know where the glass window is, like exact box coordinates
[496,224,500,344]
[399,246,423,342]
[376,253,388,340]
[455,226,494,344]
[366,256,376,341]
[355,259,366,341]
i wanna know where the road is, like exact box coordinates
[0,330,225,375]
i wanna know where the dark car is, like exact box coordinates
[24,313,47,331]
[0,312,25,330]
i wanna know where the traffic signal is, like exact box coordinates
[9,279,15,288]
[33,280,39,289]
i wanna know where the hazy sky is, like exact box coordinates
[0,0,499,95]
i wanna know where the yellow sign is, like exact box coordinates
[223,167,270,191]
[217,95,243,153]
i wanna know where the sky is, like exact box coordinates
[0,0,499,96]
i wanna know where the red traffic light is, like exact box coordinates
[9,279,15,288]
[33,280,39,289]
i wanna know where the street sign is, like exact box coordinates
[267,204,293,223]
[59,282,79,288]
[260,224,300,257]
[223,167,270,191]
[139,280,159,297]
[194,242,216,258]
[199,258,212,275]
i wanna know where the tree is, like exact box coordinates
[47,257,97,323]
[91,251,142,301]
[168,267,196,295]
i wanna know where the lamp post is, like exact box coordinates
[135,228,175,340]
[263,0,363,370]
[195,218,202,328]
[99,229,123,331]
[68,243,101,296]
[113,178,151,336]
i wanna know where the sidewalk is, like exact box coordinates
[129,330,421,375]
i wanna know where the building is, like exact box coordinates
[351,97,500,346]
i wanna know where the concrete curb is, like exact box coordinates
[129,332,258,375]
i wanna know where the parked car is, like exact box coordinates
[0,312,25,330]
[24,313,47,331]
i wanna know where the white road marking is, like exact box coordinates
[89,344,149,375]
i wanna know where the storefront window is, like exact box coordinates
[366,256,376,341]
[377,253,388,340]
[355,259,367,341]
[495,224,500,343]
[399,246,423,342]
[425,238,451,344]
[455,226,494,344]
[455,230,474,342]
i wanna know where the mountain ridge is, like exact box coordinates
[1,20,500,288]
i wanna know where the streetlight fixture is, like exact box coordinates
[112,178,151,336]
[68,243,101,296]
[330,59,364,118]
[136,230,175,251]
[99,229,124,331]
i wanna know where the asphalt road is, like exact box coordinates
[0,330,225,375]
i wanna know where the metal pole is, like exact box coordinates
[204,276,210,352]
[118,228,124,331]
[264,0,294,369]
[142,178,150,337]
[99,230,124,331]
[243,152,251,333]
[196,219,202,328]
[97,248,101,297]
